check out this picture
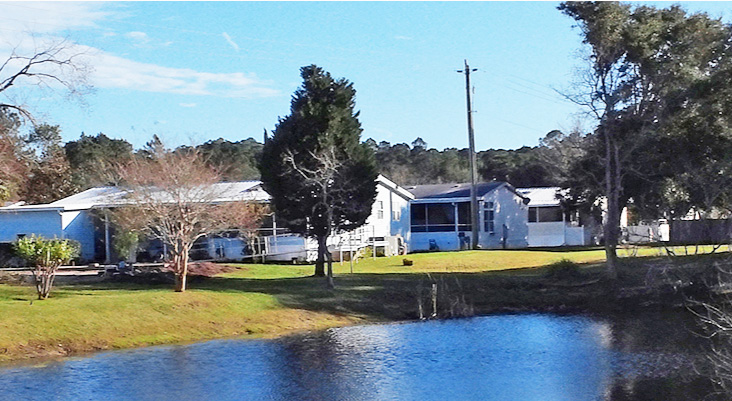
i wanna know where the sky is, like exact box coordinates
[1,1,732,152]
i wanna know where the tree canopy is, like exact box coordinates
[559,1,732,275]
[260,65,377,284]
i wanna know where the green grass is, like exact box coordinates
[0,245,727,363]
[224,244,728,278]
[0,282,357,363]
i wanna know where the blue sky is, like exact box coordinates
[1,1,731,151]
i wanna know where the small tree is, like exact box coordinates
[260,65,378,287]
[14,235,79,300]
[112,147,266,292]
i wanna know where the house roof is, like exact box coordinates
[405,181,529,201]
[516,187,563,207]
[376,175,415,201]
[0,181,268,212]
[0,175,407,212]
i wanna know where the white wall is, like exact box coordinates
[364,183,393,238]
[527,222,566,247]
[479,187,529,249]
[409,186,529,252]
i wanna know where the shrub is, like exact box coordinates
[14,235,80,299]
[545,259,582,280]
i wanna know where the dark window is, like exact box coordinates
[538,206,563,222]
[457,202,472,231]
[425,203,454,232]
[411,203,459,232]
[483,202,495,233]
[529,207,538,223]
[411,204,426,226]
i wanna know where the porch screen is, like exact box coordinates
[410,203,459,232]
[529,206,563,222]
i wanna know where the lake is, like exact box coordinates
[0,311,718,401]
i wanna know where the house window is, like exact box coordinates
[456,202,472,232]
[392,210,401,221]
[410,203,456,232]
[483,202,495,234]
[376,201,384,219]
[529,206,563,222]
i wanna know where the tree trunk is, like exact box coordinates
[314,235,326,277]
[325,245,334,289]
[174,249,189,292]
[603,128,620,280]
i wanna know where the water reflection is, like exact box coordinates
[0,312,716,401]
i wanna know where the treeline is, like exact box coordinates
[0,114,264,205]
[0,113,558,206]
[367,137,556,187]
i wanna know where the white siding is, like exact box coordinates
[409,186,529,252]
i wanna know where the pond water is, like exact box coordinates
[0,312,718,401]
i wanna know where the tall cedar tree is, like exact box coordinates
[260,65,377,286]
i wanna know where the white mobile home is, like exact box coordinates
[405,182,530,251]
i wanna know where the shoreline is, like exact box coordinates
[0,251,725,365]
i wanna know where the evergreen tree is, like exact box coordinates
[260,65,377,286]
[64,133,134,189]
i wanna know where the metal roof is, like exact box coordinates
[404,181,528,201]
[0,181,268,212]
[0,175,405,212]
[516,187,563,207]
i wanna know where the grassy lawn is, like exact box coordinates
[225,244,727,278]
[0,245,727,363]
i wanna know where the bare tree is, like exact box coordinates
[112,148,266,292]
[0,38,91,123]
[283,146,343,288]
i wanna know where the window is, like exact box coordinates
[376,201,384,219]
[456,202,472,232]
[410,203,457,232]
[529,206,563,223]
[392,210,401,221]
[483,202,495,234]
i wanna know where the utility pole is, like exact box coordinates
[458,60,479,250]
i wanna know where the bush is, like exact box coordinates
[545,259,582,280]
[13,235,80,299]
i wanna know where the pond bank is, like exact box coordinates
[0,252,726,363]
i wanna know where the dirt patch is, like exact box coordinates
[187,262,237,277]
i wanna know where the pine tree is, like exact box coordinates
[260,65,377,286]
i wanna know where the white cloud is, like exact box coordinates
[0,3,278,99]
[222,32,240,52]
[0,2,111,36]
[395,35,413,41]
[85,48,279,98]
[125,31,150,44]
[179,103,197,108]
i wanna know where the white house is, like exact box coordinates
[516,187,590,247]
[405,182,530,251]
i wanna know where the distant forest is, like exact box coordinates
[64,134,554,192]
[5,123,559,205]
